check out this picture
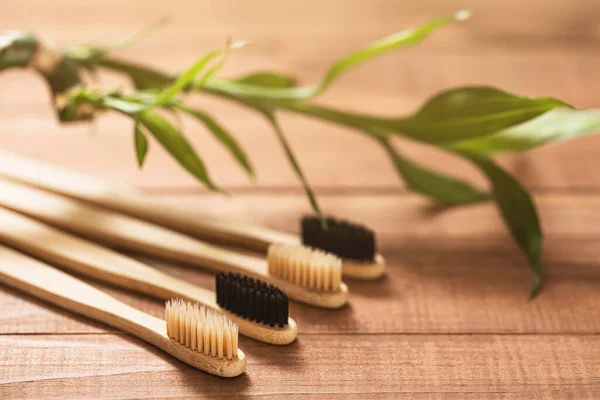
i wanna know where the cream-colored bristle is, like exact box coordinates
[267,244,342,291]
[165,299,239,360]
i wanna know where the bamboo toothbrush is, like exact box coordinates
[0,207,297,344]
[0,177,348,308]
[0,245,246,377]
[0,152,385,279]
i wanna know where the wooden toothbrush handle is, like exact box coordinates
[0,177,269,278]
[0,178,349,308]
[0,207,218,308]
[0,245,164,336]
[0,151,298,251]
[0,245,247,377]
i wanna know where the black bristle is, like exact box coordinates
[277,292,289,323]
[247,286,255,322]
[256,290,265,324]
[301,216,376,262]
[215,272,289,327]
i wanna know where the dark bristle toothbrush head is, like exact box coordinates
[216,272,289,328]
[301,216,376,262]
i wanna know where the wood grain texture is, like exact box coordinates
[1,333,599,399]
[0,193,599,336]
[1,0,600,397]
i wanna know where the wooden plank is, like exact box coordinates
[2,235,599,336]
[3,0,600,46]
[0,333,598,398]
[145,192,600,238]
[1,193,599,335]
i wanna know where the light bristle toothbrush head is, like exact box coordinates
[267,244,342,291]
[165,298,239,361]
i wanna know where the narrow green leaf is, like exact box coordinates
[205,10,469,101]
[102,17,171,54]
[136,110,221,191]
[153,40,247,107]
[233,71,297,88]
[103,97,148,114]
[390,86,572,143]
[450,108,600,155]
[193,38,249,89]
[179,106,255,178]
[134,122,149,167]
[379,138,489,204]
[319,10,470,92]
[152,52,221,106]
[467,155,543,298]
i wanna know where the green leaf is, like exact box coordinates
[0,32,83,110]
[234,71,297,88]
[152,52,220,106]
[193,38,249,89]
[205,10,469,101]
[134,122,149,167]
[98,58,174,89]
[179,107,255,178]
[318,10,470,93]
[153,40,247,107]
[0,31,39,70]
[450,108,600,155]
[103,97,148,114]
[136,110,221,191]
[467,155,543,298]
[390,86,572,143]
[379,138,489,204]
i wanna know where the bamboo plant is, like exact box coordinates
[1,10,598,298]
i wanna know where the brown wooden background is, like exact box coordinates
[1,0,600,398]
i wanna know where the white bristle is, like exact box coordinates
[267,244,342,291]
[165,299,238,360]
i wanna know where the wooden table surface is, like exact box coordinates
[1,0,600,398]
